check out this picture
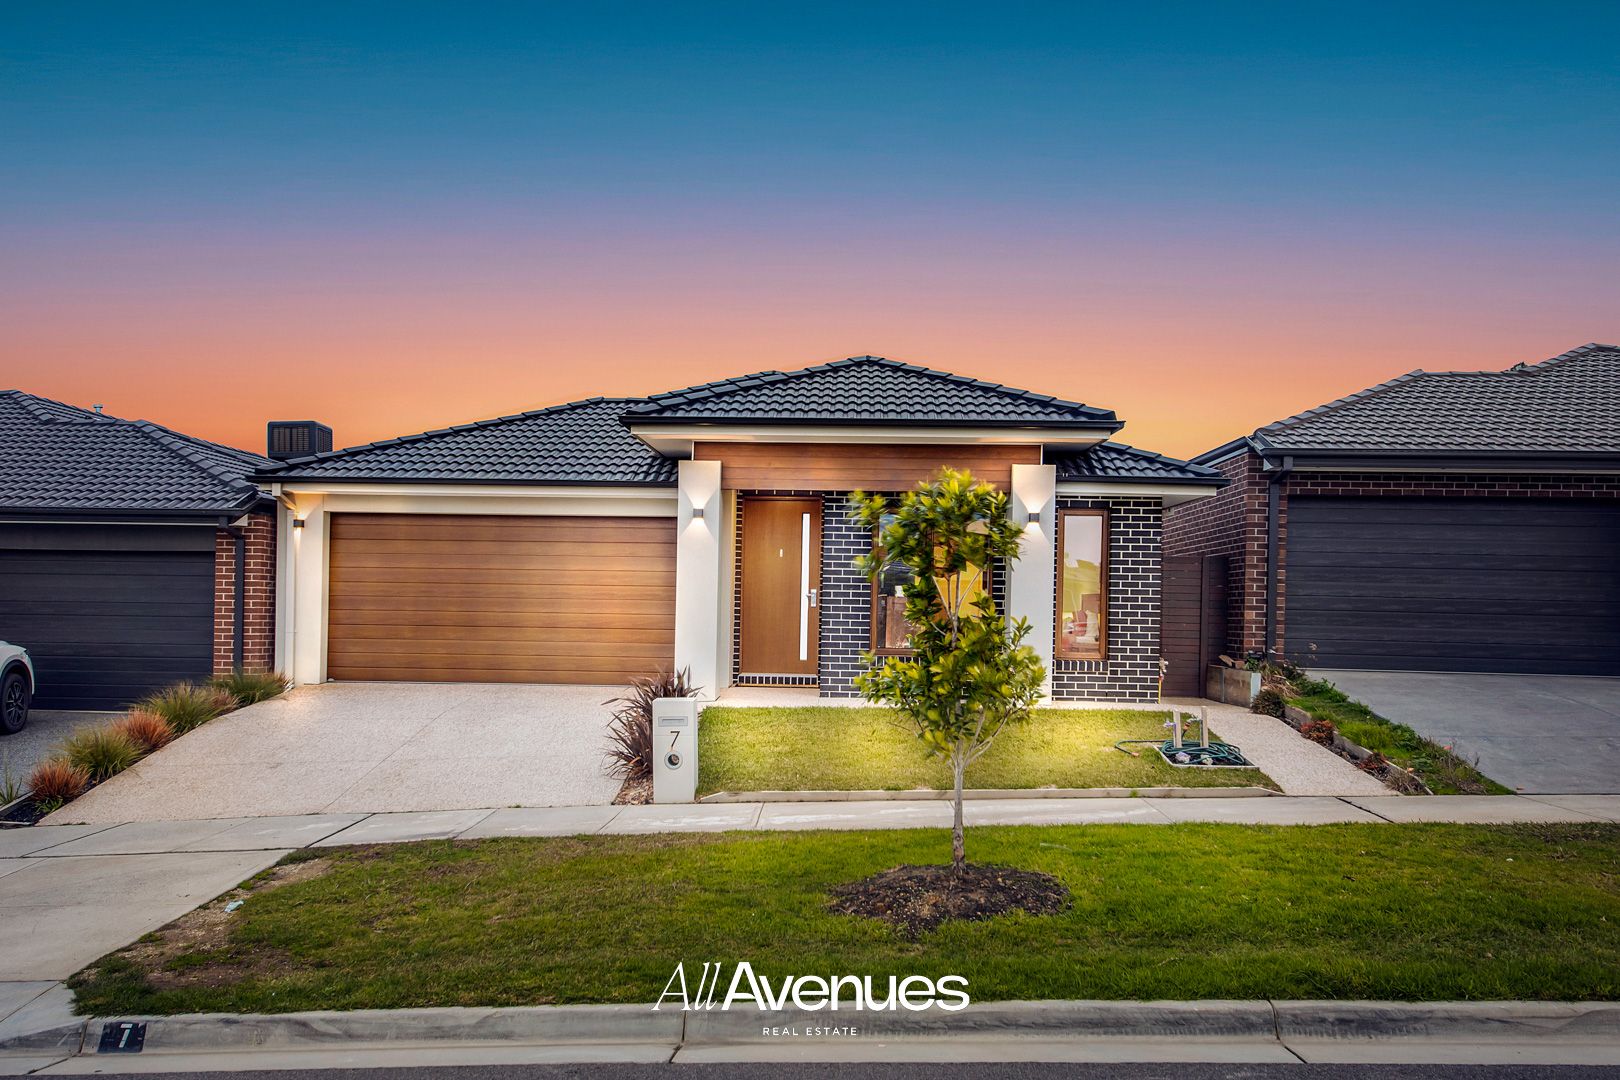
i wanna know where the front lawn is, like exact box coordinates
[696,706,1277,795]
[70,822,1620,1015]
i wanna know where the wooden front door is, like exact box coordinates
[739,497,821,676]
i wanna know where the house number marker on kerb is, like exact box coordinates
[98,1022,146,1053]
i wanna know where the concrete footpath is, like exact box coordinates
[4,998,1620,1070]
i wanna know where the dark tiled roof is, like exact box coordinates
[1253,343,1620,454]
[0,390,272,515]
[626,356,1120,428]
[262,398,677,486]
[1052,443,1226,485]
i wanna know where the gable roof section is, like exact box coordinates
[1249,343,1620,456]
[1051,442,1225,485]
[261,398,677,486]
[0,390,273,516]
[625,355,1120,429]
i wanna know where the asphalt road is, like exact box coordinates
[59,1064,1620,1080]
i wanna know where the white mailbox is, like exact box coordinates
[651,696,699,804]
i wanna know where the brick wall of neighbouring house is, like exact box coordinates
[1272,471,1620,655]
[213,512,276,674]
[1050,495,1163,703]
[1162,449,1268,656]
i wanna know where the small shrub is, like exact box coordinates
[1299,718,1338,746]
[210,669,290,706]
[59,727,142,782]
[111,710,175,754]
[1250,688,1286,718]
[604,667,699,781]
[27,758,90,809]
[138,682,236,733]
[1356,750,1390,774]
[0,754,22,805]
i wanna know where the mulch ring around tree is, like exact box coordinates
[829,863,1071,936]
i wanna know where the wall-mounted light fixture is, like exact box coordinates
[691,506,706,520]
[292,518,306,529]
[1026,510,1043,527]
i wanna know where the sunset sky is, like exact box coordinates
[3,3,1616,460]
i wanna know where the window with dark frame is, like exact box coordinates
[1056,509,1107,660]
[870,510,991,656]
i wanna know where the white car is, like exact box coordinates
[0,643,34,736]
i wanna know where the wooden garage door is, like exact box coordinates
[327,514,675,684]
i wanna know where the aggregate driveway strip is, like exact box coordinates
[42,682,624,824]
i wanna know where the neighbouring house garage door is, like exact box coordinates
[1285,497,1620,676]
[326,513,676,684]
[0,524,216,710]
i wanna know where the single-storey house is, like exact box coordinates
[257,356,1225,701]
[1164,343,1620,676]
[0,391,279,709]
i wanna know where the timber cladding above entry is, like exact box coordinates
[325,513,675,684]
[694,442,1040,492]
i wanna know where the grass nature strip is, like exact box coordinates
[697,707,1277,795]
[1286,679,1511,795]
[70,821,1620,1015]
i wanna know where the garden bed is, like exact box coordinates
[1281,678,1510,796]
[9,671,289,821]
[696,706,1279,797]
[69,821,1620,1014]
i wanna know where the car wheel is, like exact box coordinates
[0,669,28,735]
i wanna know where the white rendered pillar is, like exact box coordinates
[674,460,724,699]
[1008,464,1057,696]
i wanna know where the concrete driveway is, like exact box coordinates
[43,682,624,824]
[1315,670,1620,794]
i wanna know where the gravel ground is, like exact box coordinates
[0,709,115,792]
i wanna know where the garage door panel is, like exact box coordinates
[326,579,674,602]
[1285,501,1620,526]
[328,563,664,586]
[1291,593,1615,617]
[326,513,676,684]
[331,516,670,541]
[331,549,674,571]
[334,623,674,644]
[1286,497,1620,675]
[0,534,215,710]
[1286,545,1616,571]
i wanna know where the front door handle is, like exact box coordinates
[807,588,818,609]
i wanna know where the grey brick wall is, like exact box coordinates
[733,489,1159,702]
[818,496,871,697]
[1050,495,1162,703]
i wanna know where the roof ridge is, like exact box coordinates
[130,420,265,506]
[1506,341,1620,374]
[259,395,645,472]
[631,354,1116,421]
[1085,441,1223,478]
[2,389,118,423]
[1254,370,1425,441]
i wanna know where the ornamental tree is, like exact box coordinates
[850,468,1047,874]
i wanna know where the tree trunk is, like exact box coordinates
[951,750,966,875]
